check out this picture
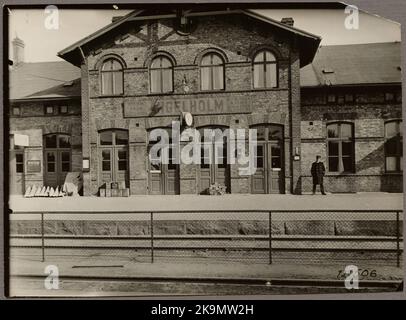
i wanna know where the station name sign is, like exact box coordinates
[124,95,252,118]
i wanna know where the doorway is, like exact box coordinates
[198,126,230,194]
[250,124,284,194]
[99,129,129,188]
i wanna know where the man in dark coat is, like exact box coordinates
[311,155,326,195]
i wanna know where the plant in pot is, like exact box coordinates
[208,182,227,195]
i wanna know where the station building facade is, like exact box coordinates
[8,9,403,196]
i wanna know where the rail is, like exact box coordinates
[9,209,404,267]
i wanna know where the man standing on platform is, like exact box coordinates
[311,155,326,195]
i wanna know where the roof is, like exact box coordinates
[300,42,402,87]
[58,8,321,68]
[9,61,81,100]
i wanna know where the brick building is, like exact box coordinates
[8,8,403,196]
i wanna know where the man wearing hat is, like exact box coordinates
[311,155,326,195]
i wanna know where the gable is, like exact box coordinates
[58,8,321,68]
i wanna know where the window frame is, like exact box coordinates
[15,151,24,173]
[100,58,124,96]
[252,50,278,89]
[200,52,225,92]
[99,129,129,147]
[149,55,174,94]
[326,122,355,173]
[12,105,21,116]
[384,120,403,173]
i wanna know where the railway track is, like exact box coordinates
[8,274,403,296]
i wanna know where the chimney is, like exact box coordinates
[12,36,25,66]
[281,17,294,27]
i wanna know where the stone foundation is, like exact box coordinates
[10,219,401,236]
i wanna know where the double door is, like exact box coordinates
[251,141,283,194]
[100,146,128,187]
[199,141,230,194]
[149,145,179,195]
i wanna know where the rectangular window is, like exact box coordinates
[15,153,24,173]
[59,105,68,114]
[45,135,57,148]
[12,106,21,116]
[385,120,403,172]
[61,152,70,172]
[385,92,395,102]
[45,105,54,115]
[117,150,127,171]
[102,72,113,95]
[200,144,211,168]
[265,64,277,88]
[345,94,354,103]
[113,72,123,95]
[213,66,224,90]
[271,145,281,168]
[150,70,161,93]
[255,145,264,169]
[102,150,111,171]
[327,123,354,173]
[47,152,56,172]
[100,131,113,145]
[162,69,173,93]
[200,67,211,91]
[253,64,264,88]
[327,94,336,103]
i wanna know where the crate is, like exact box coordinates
[111,189,120,197]
[121,188,130,197]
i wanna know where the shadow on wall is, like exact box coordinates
[301,142,402,193]
[353,142,402,192]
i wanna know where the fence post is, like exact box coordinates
[396,211,400,268]
[41,213,45,262]
[151,212,154,263]
[269,211,272,265]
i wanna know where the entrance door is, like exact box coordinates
[44,134,71,187]
[99,130,129,188]
[198,126,230,194]
[148,144,179,195]
[250,125,284,194]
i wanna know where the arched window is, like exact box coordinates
[150,56,173,93]
[253,50,277,88]
[327,122,354,172]
[100,59,123,95]
[200,53,224,91]
[385,120,403,172]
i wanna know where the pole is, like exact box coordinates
[151,212,154,263]
[41,213,45,262]
[396,211,400,268]
[269,211,272,265]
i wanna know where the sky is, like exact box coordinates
[8,7,401,63]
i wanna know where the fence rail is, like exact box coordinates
[9,209,404,267]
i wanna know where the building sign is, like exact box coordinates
[27,160,41,173]
[14,133,29,147]
[124,95,252,118]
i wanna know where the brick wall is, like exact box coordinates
[9,101,82,194]
[301,87,403,193]
[83,14,301,195]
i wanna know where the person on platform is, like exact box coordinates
[311,155,326,195]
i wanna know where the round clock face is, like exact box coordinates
[184,112,193,126]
